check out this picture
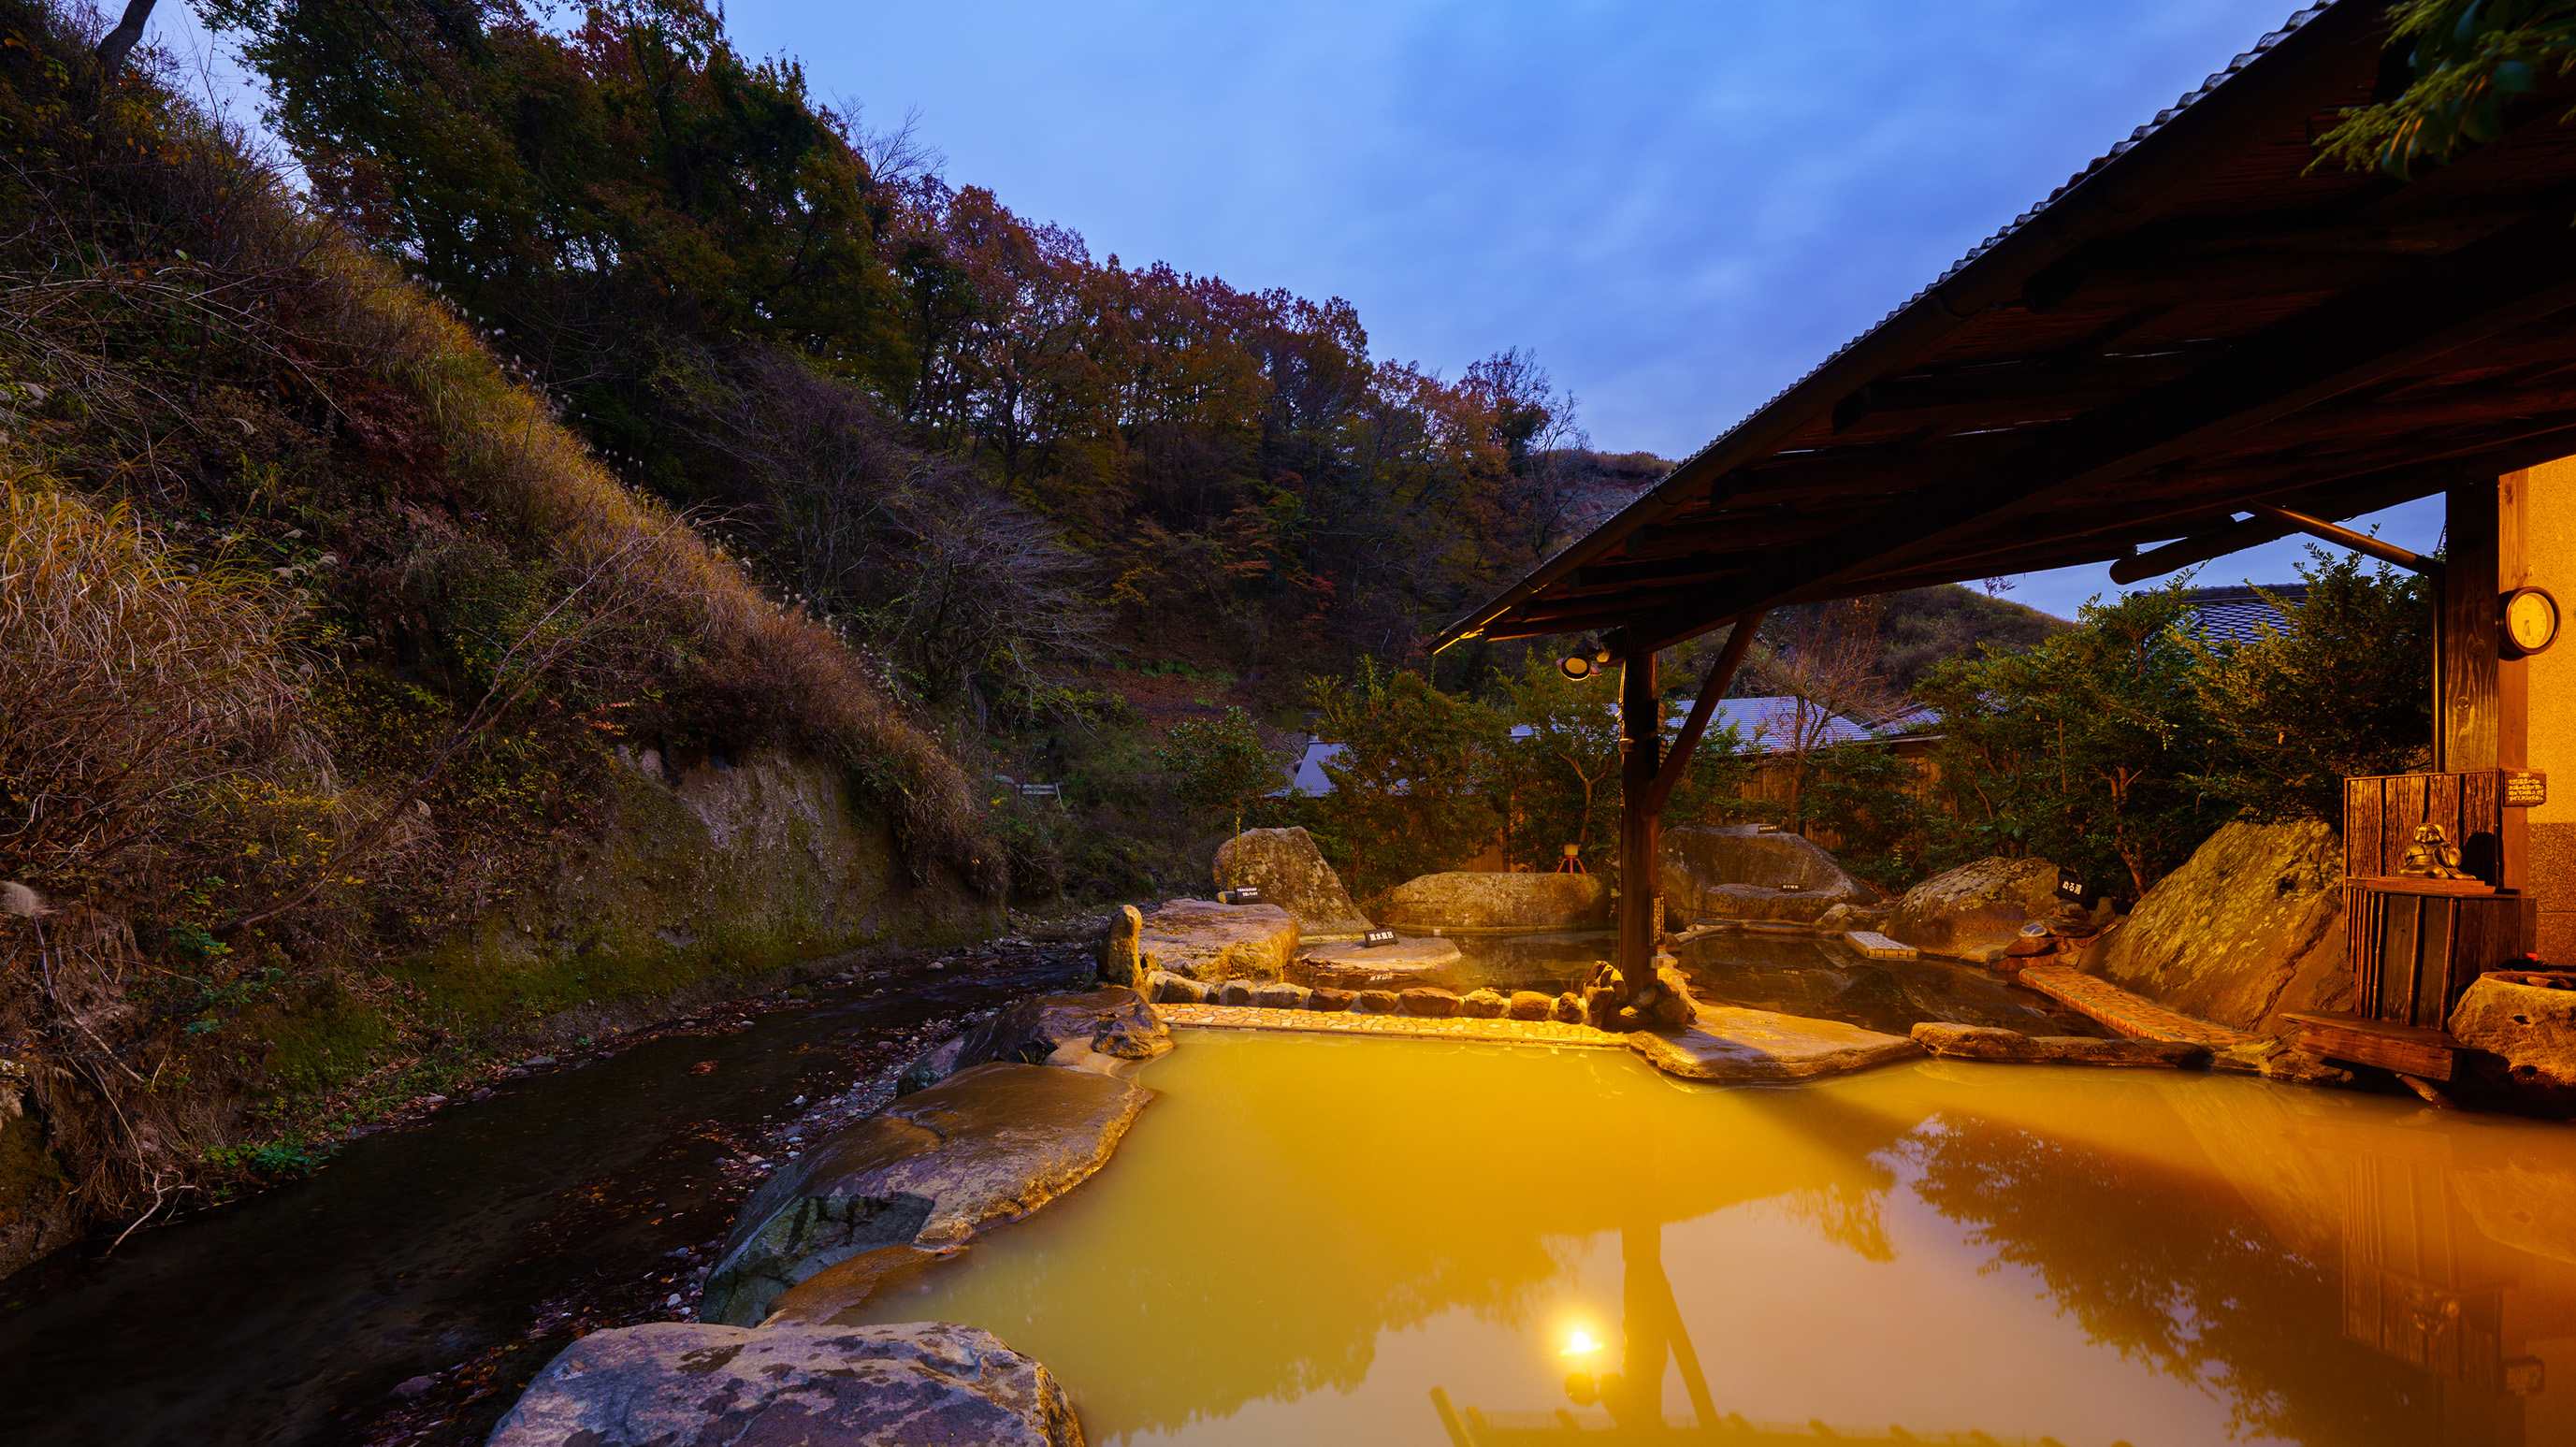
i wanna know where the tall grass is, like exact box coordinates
[0,473,308,897]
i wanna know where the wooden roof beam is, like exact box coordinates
[1620,195,2576,651]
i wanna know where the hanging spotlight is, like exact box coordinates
[1557,637,1614,681]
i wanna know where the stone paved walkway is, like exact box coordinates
[1152,1003,1628,1048]
[2015,963,2263,1048]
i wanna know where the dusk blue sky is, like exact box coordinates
[161,0,2445,618]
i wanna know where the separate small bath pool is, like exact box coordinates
[1434,929,2106,1038]
[839,1030,2576,1446]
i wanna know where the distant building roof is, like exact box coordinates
[2181,584,2308,645]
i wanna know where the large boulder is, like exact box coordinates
[702,1063,1151,1325]
[2451,975,2576,1114]
[1889,857,2063,964]
[2089,821,2350,1035]
[1380,872,1611,933]
[1097,904,1144,986]
[1660,824,1875,925]
[1213,827,1373,938]
[487,1322,1080,1447]
[1136,899,1299,980]
[1286,936,1466,992]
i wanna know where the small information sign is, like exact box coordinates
[2054,868,2088,905]
[2506,771,2549,808]
[1223,885,1263,904]
[1361,928,1397,948]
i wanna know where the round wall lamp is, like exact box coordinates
[2503,586,2559,658]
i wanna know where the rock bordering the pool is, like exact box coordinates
[486,1320,1081,1447]
[1659,823,1878,925]
[702,1062,1152,1326]
[1380,871,1612,933]
[1136,898,1299,979]
[1212,826,1374,939]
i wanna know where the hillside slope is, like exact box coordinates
[0,3,997,1274]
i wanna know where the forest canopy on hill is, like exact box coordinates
[206,0,1662,714]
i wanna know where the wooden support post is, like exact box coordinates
[1616,641,1659,994]
[2440,481,2502,774]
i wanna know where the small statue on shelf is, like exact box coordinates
[2398,822,2475,881]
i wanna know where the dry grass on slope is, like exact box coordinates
[291,244,992,888]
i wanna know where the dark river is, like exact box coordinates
[0,949,1090,1447]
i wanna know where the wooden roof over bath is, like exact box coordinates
[1435,1,2576,654]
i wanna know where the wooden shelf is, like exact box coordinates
[2353,875,2507,897]
[2283,1011,2462,1081]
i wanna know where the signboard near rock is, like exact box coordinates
[1212,827,1374,939]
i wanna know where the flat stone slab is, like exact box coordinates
[1287,936,1465,991]
[702,1063,1151,1325]
[1381,872,1612,933]
[1912,1021,2211,1068]
[1138,899,1299,979]
[2016,963,2262,1049]
[1628,1006,1924,1082]
[1155,1003,1627,1048]
[487,1322,1079,1447]
[1845,930,1917,960]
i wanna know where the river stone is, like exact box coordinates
[1308,987,1354,1012]
[2089,820,2351,1035]
[1213,827,1374,938]
[1889,857,2064,964]
[1216,979,1258,1006]
[1911,1022,2211,1068]
[702,1063,1151,1325]
[1097,904,1144,987]
[1398,987,1460,1018]
[761,1245,950,1325]
[2452,974,2576,1114]
[1354,989,1399,1014]
[1137,899,1299,980]
[1286,936,1466,992]
[1659,824,1875,925]
[1252,981,1309,1009]
[1630,1006,1923,1082]
[947,988,1170,1077]
[1506,990,1556,1020]
[486,1321,1079,1447]
[895,1035,966,1096]
[1146,969,1210,1005]
[1816,902,1895,933]
[1381,873,1612,933]
[1459,988,1508,1019]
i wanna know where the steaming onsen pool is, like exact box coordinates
[838,1030,2576,1446]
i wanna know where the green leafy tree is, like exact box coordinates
[1492,654,1622,868]
[2182,549,2434,821]
[1918,584,2215,904]
[1155,706,1281,841]
[2316,2,2576,179]
[1306,662,1503,898]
